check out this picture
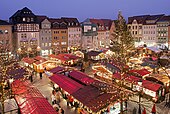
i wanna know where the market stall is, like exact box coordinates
[74,51,84,58]
[55,54,80,66]
[21,57,34,68]
[11,80,58,114]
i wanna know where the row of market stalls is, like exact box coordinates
[92,64,168,102]
[21,53,81,73]
[11,80,58,114]
[47,67,130,114]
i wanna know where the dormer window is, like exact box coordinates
[72,23,74,25]
[68,23,70,26]
[23,18,26,21]
[76,23,78,26]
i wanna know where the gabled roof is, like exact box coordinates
[128,15,149,24]
[0,19,11,25]
[61,17,80,27]
[36,15,48,23]
[144,14,164,25]
[157,15,170,22]
[101,19,113,30]
[89,18,105,31]
[10,7,36,18]
[49,18,67,29]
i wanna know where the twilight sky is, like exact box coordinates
[0,0,170,22]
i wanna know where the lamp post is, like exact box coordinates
[138,80,143,114]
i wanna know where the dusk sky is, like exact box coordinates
[1,0,170,22]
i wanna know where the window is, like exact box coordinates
[27,18,30,22]
[23,18,26,21]
[31,18,34,22]
[62,36,66,39]
[61,42,66,45]
[49,43,51,46]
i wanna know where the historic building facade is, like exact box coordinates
[61,17,81,52]
[128,15,149,47]
[142,14,164,47]
[81,19,98,51]
[37,16,52,56]
[0,19,13,55]
[157,16,170,49]
[50,18,68,54]
[10,7,40,57]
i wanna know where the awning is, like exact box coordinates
[49,74,83,94]
[68,70,95,85]
[12,80,58,114]
[49,66,65,74]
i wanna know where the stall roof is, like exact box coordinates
[12,80,58,114]
[22,57,35,64]
[125,76,141,84]
[48,54,58,58]
[34,56,47,61]
[129,68,151,77]
[69,70,95,85]
[72,85,118,112]
[87,51,101,56]
[49,74,84,94]
[142,80,162,92]
[56,54,79,61]
[49,66,65,74]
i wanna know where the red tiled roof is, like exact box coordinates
[49,74,83,94]
[69,70,95,85]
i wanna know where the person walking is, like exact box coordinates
[30,74,33,82]
[40,72,42,79]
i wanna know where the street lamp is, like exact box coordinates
[138,79,143,114]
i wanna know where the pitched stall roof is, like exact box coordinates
[129,69,151,77]
[49,66,65,74]
[142,80,162,92]
[49,74,84,94]
[55,54,79,61]
[12,80,58,114]
[22,57,35,64]
[69,70,95,85]
[72,85,118,112]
